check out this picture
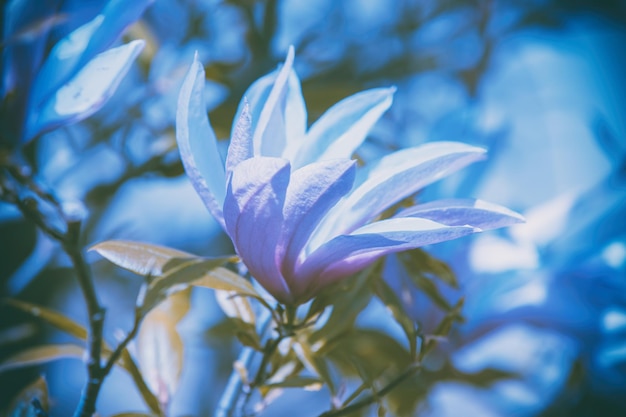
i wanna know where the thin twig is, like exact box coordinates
[317,363,422,417]
[215,308,275,417]
[99,313,162,415]
[102,314,141,376]
[31,398,49,417]
[215,346,256,417]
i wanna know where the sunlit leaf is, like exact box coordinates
[190,267,264,303]
[118,349,163,416]
[139,260,237,317]
[214,289,261,349]
[91,241,246,317]
[215,290,256,325]
[293,339,337,394]
[3,299,161,414]
[0,344,85,373]
[265,355,304,387]
[231,320,263,351]
[137,291,188,409]
[90,240,198,277]
[263,376,323,390]
[4,298,87,340]
[5,377,48,417]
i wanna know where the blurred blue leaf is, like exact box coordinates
[26,39,145,139]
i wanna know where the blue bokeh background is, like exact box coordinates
[1,1,625,416]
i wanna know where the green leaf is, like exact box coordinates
[233,325,263,351]
[309,268,374,345]
[214,288,262,349]
[4,299,87,340]
[138,259,234,317]
[0,344,85,373]
[193,267,261,298]
[399,250,457,288]
[453,367,516,387]
[5,377,48,417]
[263,376,323,390]
[137,291,188,409]
[3,299,162,415]
[326,330,411,382]
[91,240,200,277]
[213,284,260,325]
[108,414,155,417]
[118,349,163,416]
[406,272,452,313]
[293,340,338,394]
[371,278,418,359]
[422,298,464,357]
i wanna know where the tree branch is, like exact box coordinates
[317,363,421,417]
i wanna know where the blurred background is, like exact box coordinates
[1,0,625,416]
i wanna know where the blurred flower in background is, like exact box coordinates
[1,0,625,416]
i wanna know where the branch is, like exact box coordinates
[31,398,49,417]
[1,164,106,417]
[317,363,421,417]
[60,217,106,417]
[215,308,275,417]
[102,314,141,376]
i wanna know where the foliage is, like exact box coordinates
[1,0,625,417]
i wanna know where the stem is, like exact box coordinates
[317,363,421,417]
[215,308,275,417]
[102,315,141,376]
[64,219,106,417]
[31,398,49,417]
[215,346,256,417]
[1,165,106,417]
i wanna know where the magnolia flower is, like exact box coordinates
[176,47,523,305]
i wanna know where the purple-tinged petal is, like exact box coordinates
[280,159,356,284]
[294,218,477,302]
[281,69,307,154]
[313,142,486,244]
[225,99,253,176]
[25,39,145,140]
[291,87,395,168]
[253,45,293,156]
[224,157,292,304]
[396,198,525,230]
[176,54,226,227]
[231,47,306,158]
[230,72,274,142]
